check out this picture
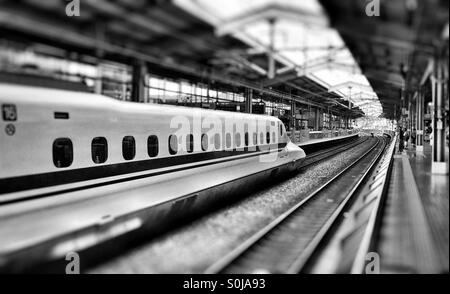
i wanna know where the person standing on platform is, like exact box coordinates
[411,128,417,147]
[429,127,433,146]
[445,125,449,147]
[404,128,410,149]
[399,127,405,152]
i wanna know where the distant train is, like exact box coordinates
[0,83,306,205]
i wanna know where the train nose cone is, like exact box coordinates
[286,141,306,159]
[284,141,306,170]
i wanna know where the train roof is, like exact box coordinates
[0,83,280,122]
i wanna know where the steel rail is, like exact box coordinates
[299,136,369,169]
[204,137,386,274]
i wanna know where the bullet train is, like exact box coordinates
[0,83,305,268]
[0,83,305,202]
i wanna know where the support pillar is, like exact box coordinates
[245,89,253,114]
[416,90,424,152]
[268,18,276,80]
[307,104,311,130]
[409,93,415,149]
[408,93,412,133]
[94,23,104,96]
[291,99,296,143]
[94,65,102,95]
[328,108,332,129]
[431,58,448,174]
[131,60,148,103]
[315,107,320,131]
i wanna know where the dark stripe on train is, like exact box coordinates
[0,143,287,196]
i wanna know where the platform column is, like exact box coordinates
[409,93,414,140]
[416,89,424,152]
[307,104,311,130]
[94,23,104,96]
[131,60,148,103]
[407,93,412,135]
[413,95,417,146]
[245,88,253,114]
[94,65,103,95]
[290,99,296,143]
[315,107,320,131]
[431,58,448,174]
[328,108,331,129]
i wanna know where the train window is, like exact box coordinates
[226,133,232,148]
[260,133,264,145]
[187,134,194,153]
[279,123,283,135]
[266,132,270,144]
[201,134,208,152]
[244,132,249,147]
[92,137,108,164]
[272,132,276,143]
[54,112,69,120]
[214,133,221,150]
[235,133,241,148]
[53,138,73,168]
[122,136,136,160]
[169,135,178,155]
[147,135,159,157]
[253,133,258,145]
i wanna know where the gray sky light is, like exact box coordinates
[175,0,383,116]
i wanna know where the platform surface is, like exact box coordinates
[406,144,449,272]
[378,142,449,273]
[298,133,359,147]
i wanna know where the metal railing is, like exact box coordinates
[287,129,360,143]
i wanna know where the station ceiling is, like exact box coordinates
[1,0,446,119]
[319,0,449,119]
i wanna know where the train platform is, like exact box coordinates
[294,132,360,155]
[298,132,359,147]
[378,143,449,273]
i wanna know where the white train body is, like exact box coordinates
[0,84,307,268]
[0,83,306,204]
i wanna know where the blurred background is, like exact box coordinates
[0,0,448,131]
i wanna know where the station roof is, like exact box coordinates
[0,0,246,76]
[5,0,443,118]
[175,0,378,116]
[319,0,449,119]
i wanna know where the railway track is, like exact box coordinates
[299,136,369,169]
[205,136,387,274]
[0,134,366,273]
